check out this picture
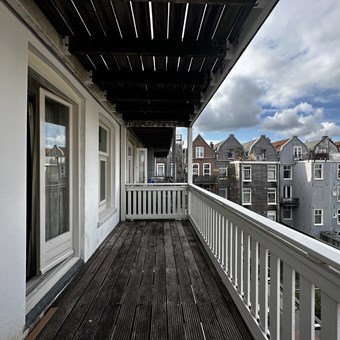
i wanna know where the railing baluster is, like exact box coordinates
[321,291,340,339]
[250,238,259,320]
[299,275,315,340]
[243,232,250,308]
[259,245,268,334]
[237,228,243,296]
[269,253,280,340]
[232,225,238,287]
[282,262,295,340]
[228,222,233,279]
[142,190,146,216]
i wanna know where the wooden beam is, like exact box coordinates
[69,37,226,58]
[126,120,188,127]
[117,102,194,113]
[93,70,210,85]
[107,90,201,103]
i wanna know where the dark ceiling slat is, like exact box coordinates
[197,4,225,39]
[112,0,138,38]
[184,4,206,40]
[117,102,194,114]
[152,2,168,39]
[227,4,254,43]
[131,2,151,39]
[93,70,210,85]
[126,0,254,4]
[69,37,227,57]
[168,3,187,39]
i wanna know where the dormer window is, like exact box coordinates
[195,146,204,158]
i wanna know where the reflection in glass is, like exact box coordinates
[44,98,69,241]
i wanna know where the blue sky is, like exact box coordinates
[179,0,340,145]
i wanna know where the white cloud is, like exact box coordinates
[262,102,340,140]
[195,76,262,132]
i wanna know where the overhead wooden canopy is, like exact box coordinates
[7,0,278,154]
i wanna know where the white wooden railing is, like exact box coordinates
[125,183,340,339]
[188,184,340,340]
[125,183,187,220]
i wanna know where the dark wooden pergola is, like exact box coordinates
[29,0,278,155]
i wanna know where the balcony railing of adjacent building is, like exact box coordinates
[193,175,218,184]
[280,197,300,206]
[125,183,340,340]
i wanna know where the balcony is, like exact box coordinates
[193,175,218,185]
[280,197,300,206]
[30,184,340,339]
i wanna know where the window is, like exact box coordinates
[338,209,340,225]
[314,163,323,179]
[283,206,292,219]
[261,149,266,159]
[268,165,277,181]
[99,124,109,207]
[294,146,302,160]
[267,211,276,221]
[203,163,211,176]
[156,163,165,176]
[243,165,252,181]
[193,163,199,176]
[338,164,340,179]
[267,188,276,205]
[242,188,251,205]
[283,165,292,179]
[196,146,204,158]
[314,209,323,225]
[284,185,292,198]
[127,143,133,183]
[219,189,227,198]
[227,149,234,159]
[337,186,340,202]
[219,167,227,177]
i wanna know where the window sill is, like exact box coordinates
[98,207,117,227]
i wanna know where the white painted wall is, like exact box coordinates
[0,3,28,338]
[0,3,121,338]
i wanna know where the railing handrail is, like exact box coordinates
[188,184,340,276]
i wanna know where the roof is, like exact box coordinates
[242,139,256,152]
[9,0,279,154]
[272,139,289,153]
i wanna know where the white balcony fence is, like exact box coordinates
[125,183,187,220]
[125,183,340,339]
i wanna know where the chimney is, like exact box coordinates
[210,142,214,149]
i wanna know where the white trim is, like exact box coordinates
[242,188,252,205]
[203,163,211,176]
[193,163,199,176]
[267,188,277,205]
[243,164,252,182]
[313,163,323,180]
[314,209,323,225]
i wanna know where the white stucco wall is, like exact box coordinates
[0,3,121,338]
[0,3,28,338]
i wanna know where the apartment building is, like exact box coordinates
[228,135,280,221]
[192,135,218,193]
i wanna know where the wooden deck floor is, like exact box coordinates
[32,220,253,340]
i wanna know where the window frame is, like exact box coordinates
[267,211,276,221]
[193,163,199,176]
[243,165,252,182]
[267,188,277,205]
[314,209,323,225]
[99,123,109,208]
[219,167,227,177]
[267,165,277,182]
[283,206,292,219]
[203,163,211,176]
[156,163,165,177]
[337,164,340,180]
[195,146,204,158]
[283,165,292,180]
[338,209,340,225]
[242,188,252,205]
[293,146,302,160]
[337,186,340,202]
[314,163,323,180]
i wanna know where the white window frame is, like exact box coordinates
[267,188,277,205]
[196,146,204,158]
[127,142,133,183]
[219,167,227,177]
[314,209,323,225]
[294,146,302,160]
[314,163,323,180]
[243,165,252,182]
[193,163,199,176]
[267,165,277,182]
[284,185,292,199]
[156,163,165,176]
[203,163,211,176]
[283,165,292,180]
[242,188,252,205]
[283,206,292,220]
[99,122,109,208]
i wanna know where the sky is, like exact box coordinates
[179,0,340,146]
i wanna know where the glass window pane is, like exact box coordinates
[100,160,106,203]
[99,126,107,153]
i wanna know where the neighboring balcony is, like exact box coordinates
[280,197,300,206]
[193,174,218,184]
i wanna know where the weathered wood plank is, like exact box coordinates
[131,304,151,340]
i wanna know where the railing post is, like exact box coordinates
[187,127,193,185]
[120,125,127,221]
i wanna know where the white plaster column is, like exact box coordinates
[120,125,127,221]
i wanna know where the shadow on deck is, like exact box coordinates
[29,220,253,339]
